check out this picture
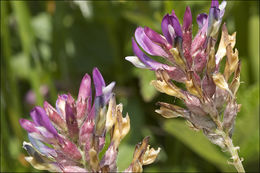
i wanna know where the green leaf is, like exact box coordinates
[117,144,135,171]
[248,15,259,82]
[234,84,259,164]
[163,119,234,172]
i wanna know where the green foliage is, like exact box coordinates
[163,120,234,172]
[1,1,259,172]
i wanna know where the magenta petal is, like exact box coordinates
[166,67,187,83]
[183,6,192,31]
[202,75,216,98]
[135,27,168,58]
[79,120,94,145]
[20,119,39,133]
[30,106,58,136]
[44,101,67,130]
[211,0,219,8]
[182,7,193,69]
[93,67,106,97]
[185,93,207,116]
[191,21,208,55]
[193,51,207,73]
[60,139,82,161]
[197,13,208,29]
[65,94,79,140]
[77,73,92,119]
[77,73,92,105]
[100,145,118,171]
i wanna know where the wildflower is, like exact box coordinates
[20,67,160,172]
[126,0,245,172]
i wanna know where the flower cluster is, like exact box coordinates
[20,68,160,172]
[126,0,241,150]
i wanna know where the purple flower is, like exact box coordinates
[126,0,241,152]
[20,67,160,172]
[126,0,226,74]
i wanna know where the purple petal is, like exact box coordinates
[65,94,79,140]
[77,74,92,119]
[135,27,169,57]
[103,82,116,104]
[161,14,182,45]
[197,13,208,29]
[207,1,227,37]
[171,10,183,37]
[30,106,58,136]
[93,67,106,97]
[20,119,56,143]
[132,38,173,71]
[183,6,192,31]
[28,134,57,157]
[211,0,219,8]
[162,14,174,44]
[144,26,172,50]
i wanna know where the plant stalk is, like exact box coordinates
[222,131,245,173]
[214,118,245,173]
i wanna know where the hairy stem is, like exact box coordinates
[221,130,245,173]
[214,118,245,173]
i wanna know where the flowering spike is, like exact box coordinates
[126,1,245,171]
[20,68,159,172]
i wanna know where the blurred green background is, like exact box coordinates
[1,1,259,172]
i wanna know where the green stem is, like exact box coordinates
[214,119,245,173]
[217,130,245,173]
